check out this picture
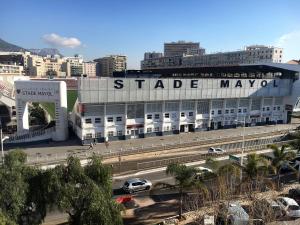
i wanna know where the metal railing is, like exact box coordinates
[136,139,288,170]
[6,127,55,143]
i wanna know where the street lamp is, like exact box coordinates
[0,121,9,164]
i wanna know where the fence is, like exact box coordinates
[24,128,291,166]
[5,127,55,143]
[136,139,288,170]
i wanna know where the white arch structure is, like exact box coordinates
[14,80,68,141]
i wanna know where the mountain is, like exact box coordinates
[0,38,26,52]
[28,48,63,57]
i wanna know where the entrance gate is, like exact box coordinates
[15,80,68,141]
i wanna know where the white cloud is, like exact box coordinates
[43,33,82,48]
[274,30,300,61]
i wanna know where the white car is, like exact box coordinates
[122,178,152,194]
[277,197,300,218]
[197,166,213,173]
[208,147,226,154]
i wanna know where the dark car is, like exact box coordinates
[289,188,300,204]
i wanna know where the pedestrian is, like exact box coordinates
[93,138,97,146]
[88,142,93,150]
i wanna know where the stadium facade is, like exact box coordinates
[71,64,300,144]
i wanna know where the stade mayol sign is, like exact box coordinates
[113,79,279,89]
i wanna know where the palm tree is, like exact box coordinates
[155,163,207,219]
[289,138,300,153]
[268,144,296,188]
[243,153,269,180]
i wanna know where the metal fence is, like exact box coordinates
[6,127,55,143]
[136,139,288,170]
[24,128,291,166]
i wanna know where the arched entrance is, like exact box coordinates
[15,80,68,141]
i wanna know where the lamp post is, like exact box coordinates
[0,121,9,164]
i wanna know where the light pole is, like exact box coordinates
[0,121,9,164]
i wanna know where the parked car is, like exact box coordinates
[122,178,152,193]
[198,166,213,173]
[253,198,284,221]
[276,197,300,218]
[216,202,249,225]
[208,147,226,154]
[289,188,300,204]
[194,167,216,181]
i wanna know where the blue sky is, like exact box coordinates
[1,0,300,68]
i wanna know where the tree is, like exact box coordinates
[159,163,206,219]
[46,156,123,225]
[0,150,48,225]
[268,144,296,188]
[289,137,300,153]
[243,153,269,180]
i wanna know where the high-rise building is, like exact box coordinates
[94,55,126,77]
[83,61,97,77]
[164,41,204,57]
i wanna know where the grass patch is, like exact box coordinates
[41,90,78,119]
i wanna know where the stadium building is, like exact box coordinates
[71,64,300,144]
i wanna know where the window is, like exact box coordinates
[95,118,101,123]
[165,113,170,118]
[230,109,234,113]
[243,108,247,113]
[225,109,229,114]
[238,109,242,113]
[277,106,280,110]
[218,110,222,115]
[147,127,152,133]
[154,127,159,132]
[155,114,160,119]
[117,130,122,136]
[95,132,101,138]
[188,112,193,117]
[108,131,114,136]
[116,116,122,122]
[85,118,92,124]
[147,114,152,119]
[85,133,92,139]
[211,110,214,115]
[181,112,185,117]
[273,107,276,110]
[165,126,170,131]
[266,107,270,111]
[107,117,113,122]
[262,107,265,111]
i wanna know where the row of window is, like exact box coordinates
[263,106,281,111]
[85,116,122,124]
[147,112,194,120]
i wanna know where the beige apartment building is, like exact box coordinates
[94,55,126,77]
[0,64,24,75]
[83,61,97,77]
[141,44,283,69]
[62,55,84,77]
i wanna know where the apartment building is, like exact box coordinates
[83,61,97,77]
[141,44,283,70]
[94,55,126,77]
[0,64,23,75]
[62,55,84,77]
[164,41,204,57]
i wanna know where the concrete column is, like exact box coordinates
[271,97,276,122]
[178,100,182,131]
[248,98,252,125]
[161,101,165,133]
[194,100,198,130]
[103,104,107,139]
[144,102,147,135]
[222,99,226,127]
[260,98,264,123]
[124,103,128,137]
[16,100,29,134]
[208,99,212,130]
